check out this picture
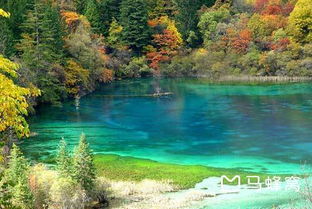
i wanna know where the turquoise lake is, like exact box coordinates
[21,78,312,174]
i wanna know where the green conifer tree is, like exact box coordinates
[56,138,73,178]
[98,0,122,36]
[147,0,176,19]
[0,0,33,55]
[18,0,66,104]
[72,133,96,192]
[84,0,101,34]
[74,0,87,14]
[120,0,150,53]
[0,18,14,57]
[0,144,33,209]
[173,0,215,43]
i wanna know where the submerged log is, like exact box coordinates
[95,92,174,98]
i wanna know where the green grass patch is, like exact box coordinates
[94,154,289,189]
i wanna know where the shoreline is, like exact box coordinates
[100,167,306,209]
[93,154,295,190]
[196,75,312,83]
[34,154,307,209]
[219,75,312,82]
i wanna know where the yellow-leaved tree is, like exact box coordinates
[288,0,312,43]
[0,9,10,18]
[0,56,33,138]
[0,10,40,161]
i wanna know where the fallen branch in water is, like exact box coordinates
[95,92,174,98]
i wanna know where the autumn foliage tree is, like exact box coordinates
[254,0,294,15]
[147,16,182,70]
[288,0,312,43]
[0,9,10,17]
[61,11,81,32]
[231,29,252,53]
[0,56,38,140]
[64,59,90,97]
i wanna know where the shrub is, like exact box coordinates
[29,164,57,209]
[303,44,312,57]
[49,177,90,209]
[98,69,114,83]
[161,54,196,77]
[119,57,153,78]
[237,49,261,73]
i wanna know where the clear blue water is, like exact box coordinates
[21,78,312,174]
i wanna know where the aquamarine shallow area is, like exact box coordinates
[21,78,312,174]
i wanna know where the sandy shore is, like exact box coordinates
[105,177,308,209]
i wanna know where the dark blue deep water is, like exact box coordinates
[21,79,312,174]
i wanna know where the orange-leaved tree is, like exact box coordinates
[146,16,183,70]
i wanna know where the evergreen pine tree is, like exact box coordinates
[72,133,96,192]
[19,1,64,69]
[173,0,214,43]
[11,179,34,209]
[0,0,33,55]
[4,0,33,40]
[18,0,66,104]
[147,0,176,19]
[84,0,101,34]
[98,0,122,36]
[0,18,14,57]
[120,0,150,53]
[42,3,65,63]
[74,0,87,14]
[56,138,73,178]
[0,144,33,209]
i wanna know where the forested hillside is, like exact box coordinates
[163,0,312,78]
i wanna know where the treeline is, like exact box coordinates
[162,0,312,77]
